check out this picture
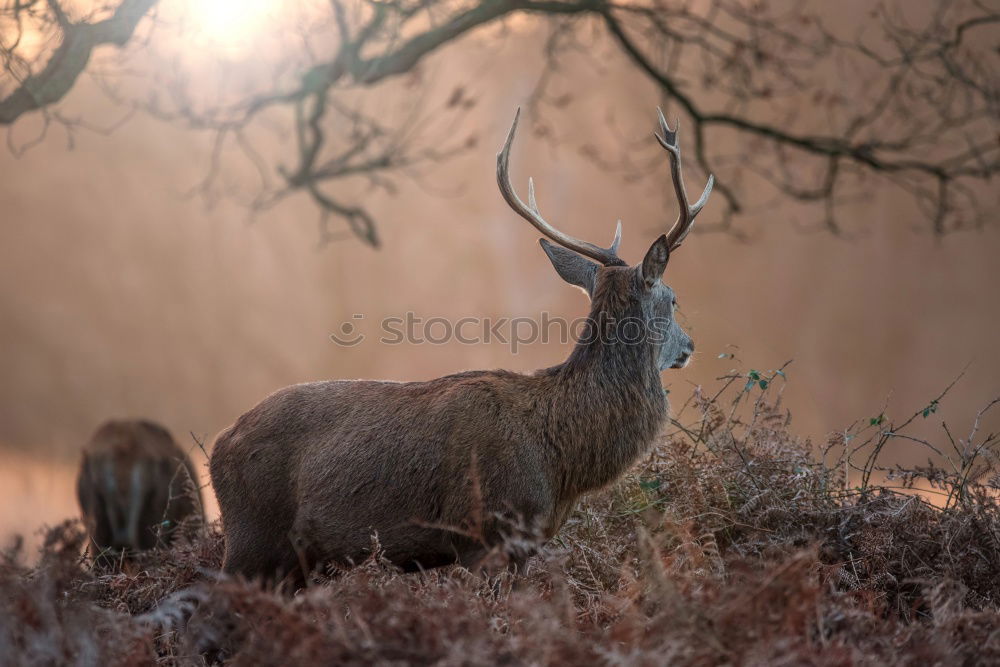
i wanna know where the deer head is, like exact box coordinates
[497,108,713,373]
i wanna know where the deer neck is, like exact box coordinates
[543,301,668,498]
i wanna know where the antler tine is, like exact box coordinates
[654,108,714,251]
[497,108,622,266]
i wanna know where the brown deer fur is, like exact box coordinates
[209,109,709,584]
[77,419,204,564]
[211,262,692,582]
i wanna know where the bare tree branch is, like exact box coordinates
[0,0,157,123]
[1,0,996,244]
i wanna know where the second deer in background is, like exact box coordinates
[77,419,204,567]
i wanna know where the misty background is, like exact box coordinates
[1,1,997,548]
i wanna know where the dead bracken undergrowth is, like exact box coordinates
[2,370,999,666]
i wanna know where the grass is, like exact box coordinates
[2,371,999,665]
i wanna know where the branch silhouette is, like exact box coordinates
[2,0,996,243]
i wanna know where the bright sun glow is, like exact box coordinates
[184,0,281,52]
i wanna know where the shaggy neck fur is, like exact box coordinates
[539,268,668,498]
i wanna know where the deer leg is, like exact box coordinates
[221,521,303,589]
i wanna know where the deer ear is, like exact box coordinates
[641,234,670,288]
[540,238,598,298]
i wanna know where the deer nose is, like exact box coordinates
[671,341,694,369]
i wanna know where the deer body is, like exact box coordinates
[212,279,667,577]
[210,109,711,583]
[77,419,204,564]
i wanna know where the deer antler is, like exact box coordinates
[654,109,714,251]
[497,108,623,266]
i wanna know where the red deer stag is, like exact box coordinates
[77,419,204,566]
[210,109,713,584]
